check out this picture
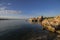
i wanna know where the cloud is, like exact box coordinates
[0,4,2,6]
[0,2,21,15]
[0,2,11,10]
[0,3,22,19]
[0,2,11,6]
[0,7,25,19]
[0,7,6,10]
[0,7,21,14]
[0,2,27,19]
[7,3,11,5]
[0,10,21,14]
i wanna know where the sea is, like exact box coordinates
[0,20,59,40]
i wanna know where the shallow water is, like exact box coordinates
[0,20,59,40]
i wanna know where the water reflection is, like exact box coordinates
[28,21,60,40]
[0,20,59,40]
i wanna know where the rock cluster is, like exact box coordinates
[29,16,60,33]
[41,16,60,33]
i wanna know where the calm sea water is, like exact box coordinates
[0,20,59,40]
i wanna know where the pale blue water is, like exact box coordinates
[0,20,58,40]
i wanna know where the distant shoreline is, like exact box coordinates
[0,19,26,20]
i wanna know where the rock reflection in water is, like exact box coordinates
[28,21,60,40]
[0,20,60,40]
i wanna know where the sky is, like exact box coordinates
[0,0,60,19]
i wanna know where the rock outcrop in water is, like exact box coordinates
[29,16,60,33]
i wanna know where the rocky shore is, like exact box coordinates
[29,16,60,33]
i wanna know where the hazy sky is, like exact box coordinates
[0,0,60,18]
